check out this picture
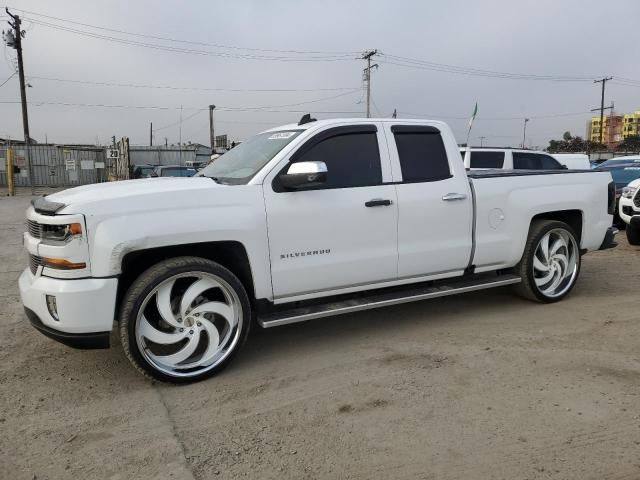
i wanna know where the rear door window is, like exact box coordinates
[392,126,451,182]
[539,155,564,170]
[513,152,542,169]
[513,152,564,170]
[469,151,505,168]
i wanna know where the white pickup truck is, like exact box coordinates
[19,117,617,383]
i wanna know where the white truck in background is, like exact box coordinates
[20,117,617,383]
[550,153,591,170]
[461,147,567,170]
[618,177,640,244]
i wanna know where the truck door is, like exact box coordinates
[263,124,398,301]
[384,124,473,279]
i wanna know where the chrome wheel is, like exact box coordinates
[134,272,242,378]
[532,228,578,298]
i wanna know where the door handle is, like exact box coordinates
[365,199,392,207]
[441,193,467,201]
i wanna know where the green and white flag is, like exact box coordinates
[466,102,478,145]
[468,102,478,130]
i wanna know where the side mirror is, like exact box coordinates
[279,161,327,189]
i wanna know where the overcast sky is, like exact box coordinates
[1,0,639,148]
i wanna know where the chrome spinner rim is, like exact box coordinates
[135,272,242,378]
[532,228,579,298]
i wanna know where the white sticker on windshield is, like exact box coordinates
[268,132,295,140]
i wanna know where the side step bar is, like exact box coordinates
[258,273,521,328]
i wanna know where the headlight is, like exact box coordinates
[41,223,82,242]
[622,186,638,199]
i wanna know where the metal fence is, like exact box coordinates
[0,145,107,187]
[129,146,198,166]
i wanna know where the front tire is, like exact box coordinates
[513,220,581,303]
[626,223,640,245]
[119,257,251,383]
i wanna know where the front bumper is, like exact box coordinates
[25,308,110,349]
[618,196,640,225]
[19,268,117,349]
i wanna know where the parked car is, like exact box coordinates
[616,172,640,244]
[550,153,591,170]
[595,163,640,227]
[596,155,640,169]
[460,148,566,170]
[131,164,156,179]
[152,165,197,177]
[20,117,616,383]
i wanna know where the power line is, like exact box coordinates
[12,8,360,56]
[0,101,365,116]
[0,71,16,88]
[397,110,594,121]
[0,89,361,112]
[27,75,360,93]
[380,54,606,82]
[153,109,206,132]
[24,17,358,62]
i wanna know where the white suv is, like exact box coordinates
[618,178,640,245]
[460,148,566,170]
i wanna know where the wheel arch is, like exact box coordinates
[116,241,256,316]
[530,209,583,245]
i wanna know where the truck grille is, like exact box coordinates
[29,254,42,275]
[634,189,640,208]
[27,220,42,238]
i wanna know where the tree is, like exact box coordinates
[547,132,606,153]
[616,135,640,153]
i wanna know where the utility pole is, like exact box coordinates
[149,122,153,146]
[5,8,35,193]
[522,118,529,148]
[361,50,378,118]
[479,136,486,147]
[209,105,216,154]
[591,101,613,146]
[594,77,613,146]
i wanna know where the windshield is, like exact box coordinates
[599,158,640,168]
[161,167,196,177]
[608,166,640,186]
[199,130,302,184]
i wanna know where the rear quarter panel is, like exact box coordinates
[471,171,612,271]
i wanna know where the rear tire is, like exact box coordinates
[513,220,581,303]
[626,223,640,245]
[119,256,251,384]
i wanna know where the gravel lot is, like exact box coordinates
[1,192,639,480]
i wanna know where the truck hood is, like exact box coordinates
[45,177,231,216]
[627,178,640,189]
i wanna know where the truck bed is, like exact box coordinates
[467,169,595,179]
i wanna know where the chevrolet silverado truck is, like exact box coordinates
[19,117,618,383]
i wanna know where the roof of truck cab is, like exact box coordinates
[261,118,448,133]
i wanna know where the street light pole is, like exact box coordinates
[522,118,530,149]
[209,105,216,154]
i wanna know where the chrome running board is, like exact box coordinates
[258,273,521,328]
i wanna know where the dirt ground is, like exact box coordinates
[1,192,639,480]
